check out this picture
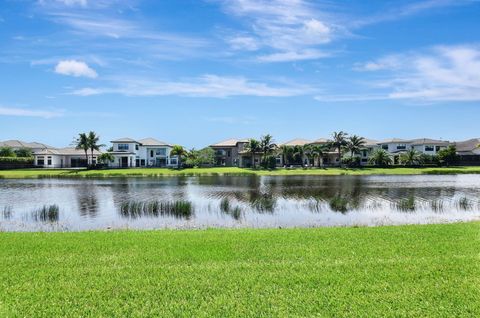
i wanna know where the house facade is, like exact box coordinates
[375,138,449,164]
[34,148,101,168]
[109,138,178,168]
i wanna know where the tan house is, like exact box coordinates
[210,138,250,167]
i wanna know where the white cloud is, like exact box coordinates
[218,0,337,62]
[54,60,98,78]
[228,36,259,51]
[71,74,314,98]
[354,44,480,102]
[0,106,63,119]
[258,49,329,62]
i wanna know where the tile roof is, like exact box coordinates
[111,137,139,143]
[138,138,172,147]
[0,140,52,149]
[410,138,449,146]
[210,138,249,147]
[281,138,312,146]
[454,138,480,153]
[34,147,103,156]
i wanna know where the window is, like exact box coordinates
[155,148,167,156]
[425,145,434,152]
[362,150,367,157]
[436,146,443,152]
[382,144,388,150]
[47,156,52,165]
[118,144,129,151]
[37,156,45,165]
[135,144,139,151]
[276,157,281,164]
[140,159,146,166]
[150,150,154,157]
[170,158,178,165]
[227,150,231,157]
[396,144,406,150]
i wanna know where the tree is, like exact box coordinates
[87,131,104,166]
[0,146,16,157]
[399,149,422,165]
[260,134,276,163]
[292,145,305,165]
[303,145,316,167]
[278,145,292,166]
[368,149,392,166]
[331,131,348,166]
[170,145,187,169]
[14,147,33,158]
[437,146,458,166]
[346,135,366,158]
[98,153,115,165]
[310,144,327,167]
[244,139,261,169]
[75,133,90,167]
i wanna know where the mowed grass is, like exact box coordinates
[1,223,479,317]
[2,166,480,178]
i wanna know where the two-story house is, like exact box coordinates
[210,139,249,167]
[109,137,178,168]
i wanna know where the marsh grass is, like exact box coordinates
[120,200,193,219]
[430,200,444,212]
[394,196,416,212]
[457,197,473,210]
[329,196,350,213]
[31,205,59,222]
[219,197,243,220]
[2,206,13,219]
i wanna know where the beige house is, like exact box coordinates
[210,139,250,167]
[34,148,102,168]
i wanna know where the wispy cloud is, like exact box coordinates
[71,74,314,98]
[352,44,480,102]
[55,60,98,78]
[0,106,63,118]
[352,0,477,27]
[217,0,337,62]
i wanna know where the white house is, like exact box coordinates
[109,137,178,168]
[0,140,52,153]
[34,148,102,168]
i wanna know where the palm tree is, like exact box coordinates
[292,145,305,165]
[260,134,276,161]
[346,135,366,158]
[244,139,261,169]
[399,149,422,165]
[311,144,327,167]
[368,149,392,166]
[87,131,104,166]
[170,145,187,169]
[278,145,291,166]
[75,133,89,167]
[303,145,316,167]
[98,153,115,165]
[331,131,348,166]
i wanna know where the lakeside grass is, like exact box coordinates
[0,222,479,317]
[2,166,480,178]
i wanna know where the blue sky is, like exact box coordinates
[1,0,480,148]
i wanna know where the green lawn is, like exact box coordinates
[2,166,480,178]
[1,223,479,317]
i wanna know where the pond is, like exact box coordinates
[1,175,480,231]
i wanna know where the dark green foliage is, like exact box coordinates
[437,146,459,166]
[329,196,350,212]
[14,148,33,158]
[31,205,59,222]
[0,146,16,157]
[120,200,193,219]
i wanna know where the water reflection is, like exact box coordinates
[1,175,480,231]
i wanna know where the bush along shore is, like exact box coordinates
[0,222,479,317]
[2,166,480,178]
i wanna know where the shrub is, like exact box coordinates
[0,156,34,163]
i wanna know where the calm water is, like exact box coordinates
[1,175,480,231]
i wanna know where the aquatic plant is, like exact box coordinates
[430,200,444,212]
[2,206,13,219]
[120,200,194,219]
[220,197,231,213]
[329,196,350,213]
[395,197,416,212]
[32,205,60,222]
[457,197,472,210]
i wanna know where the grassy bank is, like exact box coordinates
[1,223,479,317]
[2,166,480,178]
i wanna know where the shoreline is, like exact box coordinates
[2,166,480,178]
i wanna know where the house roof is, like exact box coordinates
[377,138,410,144]
[34,147,103,156]
[281,138,312,147]
[363,138,379,146]
[111,137,139,143]
[210,138,249,147]
[0,140,52,149]
[410,138,449,146]
[454,138,480,153]
[309,138,330,144]
[138,138,172,147]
